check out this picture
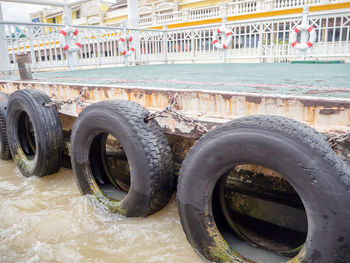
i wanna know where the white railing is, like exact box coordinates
[164,11,350,63]
[0,22,165,70]
[274,0,322,10]
[139,16,152,27]
[227,0,258,15]
[157,11,183,25]
[188,5,221,21]
[1,9,350,71]
[137,0,346,27]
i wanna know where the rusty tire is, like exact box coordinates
[6,89,63,177]
[177,115,350,263]
[71,100,174,217]
[0,92,11,160]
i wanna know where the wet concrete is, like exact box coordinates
[2,63,350,99]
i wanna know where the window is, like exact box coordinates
[76,9,81,19]
[52,17,56,23]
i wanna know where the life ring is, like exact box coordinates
[213,26,233,50]
[178,115,350,263]
[71,100,175,217]
[290,24,316,51]
[118,35,135,57]
[7,89,63,177]
[59,27,82,53]
[0,92,11,160]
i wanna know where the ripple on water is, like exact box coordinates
[0,160,201,263]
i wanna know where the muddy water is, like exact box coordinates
[0,160,201,263]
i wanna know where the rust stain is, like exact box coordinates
[300,100,350,109]
[319,108,341,115]
[306,107,316,125]
[197,93,201,111]
[213,94,217,113]
[246,96,262,104]
[228,99,232,115]
[103,89,109,99]
[86,88,92,100]
[221,94,233,101]
[247,102,252,115]
[144,94,153,108]
[126,91,131,101]
[173,92,181,110]
[282,100,290,115]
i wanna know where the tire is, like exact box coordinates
[177,115,350,263]
[0,92,11,160]
[71,100,174,217]
[7,89,63,177]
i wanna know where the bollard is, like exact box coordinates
[16,53,33,80]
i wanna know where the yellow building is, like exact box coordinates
[29,1,109,26]
[29,0,350,29]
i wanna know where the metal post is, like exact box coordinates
[0,3,11,72]
[163,25,168,64]
[222,17,227,63]
[127,0,139,65]
[121,21,127,66]
[16,53,33,80]
[300,6,309,60]
[191,30,195,63]
[26,24,37,71]
[127,0,139,28]
[258,22,263,63]
[64,0,75,69]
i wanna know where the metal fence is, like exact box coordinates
[165,10,350,63]
[0,9,349,71]
[0,22,165,70]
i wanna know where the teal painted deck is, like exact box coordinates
[3,63,350,99]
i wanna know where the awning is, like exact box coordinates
[71,5,81,12]
[46,12,62,19]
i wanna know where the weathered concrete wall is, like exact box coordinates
[1,80,350,137]
[1,80,350,169]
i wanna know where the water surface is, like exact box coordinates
[0,160,201,263]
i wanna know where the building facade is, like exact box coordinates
[29,0,350,30]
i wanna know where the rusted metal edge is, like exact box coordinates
[2,79,350,105]
[1,80,350,139]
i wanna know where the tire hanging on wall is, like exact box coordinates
[177,115,350,263]
[71,100,175,217]
[6,89,63,177]
[0,92,11,160]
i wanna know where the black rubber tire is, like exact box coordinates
[71,99,175,217]
[7,89,63,177]
[0,92,11,160]
[177,115,350,263]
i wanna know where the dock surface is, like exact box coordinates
[2,63,350,99]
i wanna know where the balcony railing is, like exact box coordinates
[138,0,347,27]
[227,0,258,15]
[274,0,322,9]
[188,5,221,21]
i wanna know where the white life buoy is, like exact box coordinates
[59,27,82,53]
[290,24,316,51]
[118,35,135,57]
[213,26,233,50]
